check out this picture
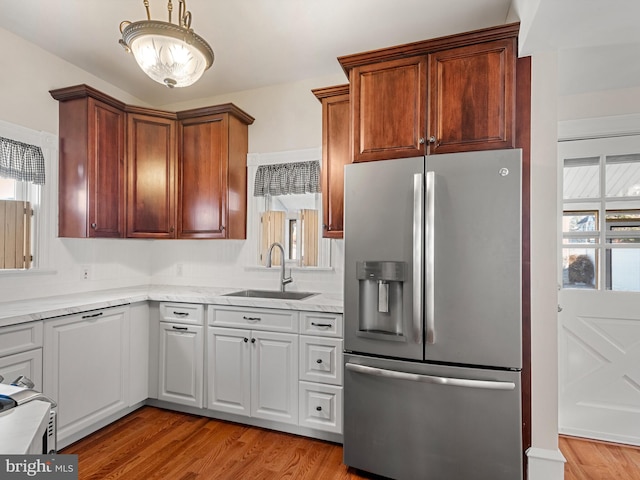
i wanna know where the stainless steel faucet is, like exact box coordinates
[266,242,293,291]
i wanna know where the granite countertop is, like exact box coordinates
[0,285,344,328]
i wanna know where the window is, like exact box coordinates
[0,120,55,273]
[258,193,320,267]
[562,148,640,291]
[248,149,330,270]
[0,177,37,269]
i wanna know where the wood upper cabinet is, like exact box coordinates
[339,23,519,161]
[177,105,253,239]
[312,84,350,238]
[51,85,253,240]
[351,56,427,162]
[428,39,515,154]
[50,86,125,237]
[126,112,177,238]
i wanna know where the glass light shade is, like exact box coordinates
[121,20,214,88]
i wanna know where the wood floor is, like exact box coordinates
[62,406,640,480]
[61,407,378,480]
[560,435,640,480]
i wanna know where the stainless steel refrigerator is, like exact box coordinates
[343,150,523,480]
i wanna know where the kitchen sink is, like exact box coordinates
[223,289,317,300]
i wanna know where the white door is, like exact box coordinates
[251,330,298,424]
[558,133,640,446]
[207,327,251,415]
[158,322,203,408]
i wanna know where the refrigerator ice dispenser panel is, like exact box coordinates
[356,261,407,341]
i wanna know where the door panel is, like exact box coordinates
[207,327,251,416]
[158,323,203,408]
[251,331,298,424]
[425,149,522,368]
[344,157,424,360]
[559,290,640,445]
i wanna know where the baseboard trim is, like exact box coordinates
[526,446,566,480]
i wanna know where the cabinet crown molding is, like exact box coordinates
[337,22,520,75]
[49,85,253,125]
[312,84,350,102]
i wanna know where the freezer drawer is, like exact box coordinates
[343,354,523,480]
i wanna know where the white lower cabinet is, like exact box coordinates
[158,322,204,408]
[0,348,43,390]
[298,311,344,435]
[299,381,343,433]
[207,326,299,425]
[44,306,130,443]
[251,330,299,424]
[0,320,43,390]
[207,327,250,415]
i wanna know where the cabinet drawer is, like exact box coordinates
[159,303,204,325]
[299,381,343,434]
[0,349,43,391]
[0,321,43,357]
[300,312,342,337]
[209,306,299,333]
[299,336,343,386]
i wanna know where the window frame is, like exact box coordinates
[0,119,56,275]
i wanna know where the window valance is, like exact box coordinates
[0,136,46,185]
[254,160,320,196]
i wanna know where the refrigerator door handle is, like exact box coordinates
[345,362,516,391]
[425,171,435,344]
[413,173,424,345]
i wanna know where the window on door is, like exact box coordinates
[562,152,640,291]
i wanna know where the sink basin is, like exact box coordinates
[223,289,317,300]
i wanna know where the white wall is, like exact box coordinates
[0,27,346,302]
[558,84,640,121]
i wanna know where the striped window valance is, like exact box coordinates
[0,136,46,185]
[254,160,320,196]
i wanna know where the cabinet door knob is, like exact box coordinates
[316,359,323,364]
[316,406,322,411]
[428,136,437,144]
[243,337,249,342]
[419,137,425,145]
[170,226,175,232]
[90,223,97,229]
[251,338,256,344]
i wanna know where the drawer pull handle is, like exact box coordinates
[243,316,261,321]
[243,337,249,343]
[316,406,322,411]
[173,311,189,316]
[311,322,332,328]
[316,359,323,364]
[172,326,188,331]
[82,312,103,319]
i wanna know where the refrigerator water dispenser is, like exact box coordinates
[356,261,406,340]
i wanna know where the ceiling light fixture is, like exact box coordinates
[119,0,214,88]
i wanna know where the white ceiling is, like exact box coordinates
[0,0,639,106]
